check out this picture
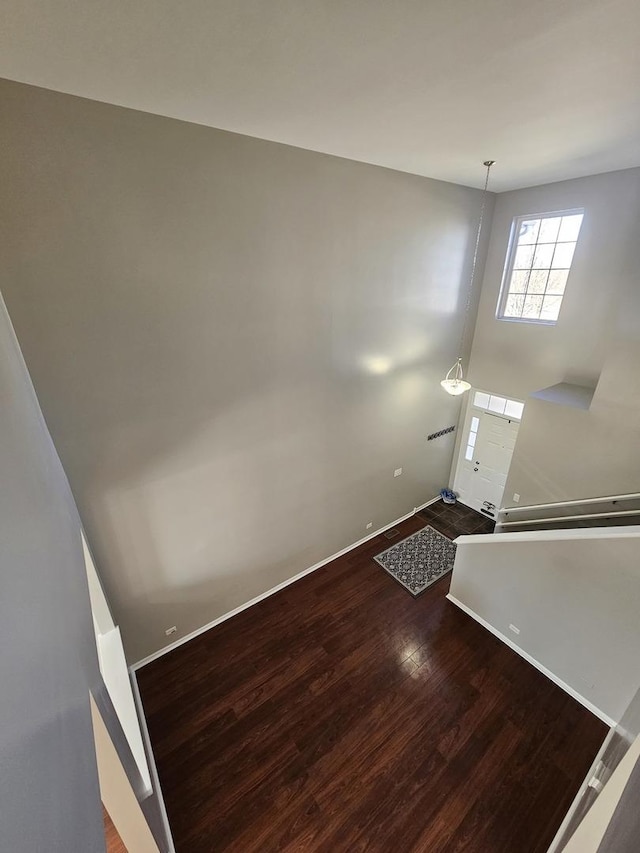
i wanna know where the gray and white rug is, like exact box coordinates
[374,526,456,596]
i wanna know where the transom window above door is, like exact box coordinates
[463,391,524,462]
[497,209,584,324]
[473,391,524,419]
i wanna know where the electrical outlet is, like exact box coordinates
[165,626,177,637]
[513,493,520,503]
[508,624,520,635]
[366,522,373,529]
[394,468,403,477]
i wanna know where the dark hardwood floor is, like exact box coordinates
[137,500,606,852]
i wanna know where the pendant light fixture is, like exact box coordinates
[440,160,495,396]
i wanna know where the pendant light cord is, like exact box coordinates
[458,160,494,358]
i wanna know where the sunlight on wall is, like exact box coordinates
[361,355,392,375]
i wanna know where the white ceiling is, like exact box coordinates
[2,0,639,191]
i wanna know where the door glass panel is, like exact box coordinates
[465,445,474,461]
[504,400,524,419]
[471,391,524,420]
[488,395,507,414]
[468,431,477,448]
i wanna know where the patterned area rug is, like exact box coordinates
[374,526,457,596]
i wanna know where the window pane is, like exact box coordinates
[558,214,583,242]
[552,242,576,268]
[473,392,490,409]
[488,395,507,414]
[468,431,477,447]
[505,400,524,419]
[514,245,534,269]
[527,270,549,294]
[465,445,474,461]
[518,218,540,244]
[504,293,525,317]
[499,209,583,325]
[470,416,480,432]
[523,294,543,318]
[532,243,554,268]
[547,269,569,294]
[510,270,530,293]
[540,294,563,321]
[538,217,561,242]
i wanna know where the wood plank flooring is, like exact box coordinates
[137,500,606,852]
[103,806,127,853]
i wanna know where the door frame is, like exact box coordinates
[451,388,525,518]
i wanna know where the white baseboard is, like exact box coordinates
[131,496,440,671]
[446,593,616,728]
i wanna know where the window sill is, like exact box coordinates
[496,315,558,326]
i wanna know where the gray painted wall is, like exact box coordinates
[0,79,493,663]
[468,168,640,506]
[0,291,170,850]
[597,750,640,853]
[449,527,640,723]
[468,168,639,398]
[0,294,103,850]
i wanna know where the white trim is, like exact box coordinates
[446,593,616,727]
[455,525,640,545]
[85,531,153,793]
[546,727,616,853]
[97,627,152,793]
[130,674,176,853]
[130,496,440,671]
[500,491,640,516]
[498,508,640,528]
[83,531,116,635]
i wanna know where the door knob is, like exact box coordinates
[474,467,478,472]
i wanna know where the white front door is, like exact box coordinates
[453,406,520,519]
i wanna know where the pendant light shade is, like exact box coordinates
[440,160,494,396]
[440,358,471,396]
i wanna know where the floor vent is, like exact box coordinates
[383,528,400,539]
